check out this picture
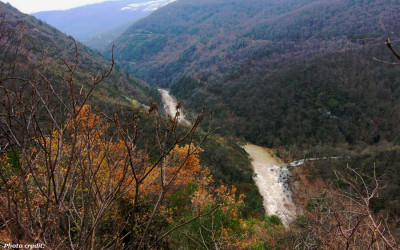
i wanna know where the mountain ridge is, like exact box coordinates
[33,0,176,50]
[109,0,400,147]
[0,2,157,113]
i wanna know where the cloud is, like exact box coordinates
[121,0,176,12]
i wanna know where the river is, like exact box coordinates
[158,89,296,227]
[158,88,189,125]
[243,144,296,226]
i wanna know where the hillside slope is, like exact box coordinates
[33,0,176,50]
[0,0,263,219]
[109,0,400,147]
[0,2,157,113]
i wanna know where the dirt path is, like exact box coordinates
[243,143,296,226]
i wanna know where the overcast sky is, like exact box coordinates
[2,0,115,13]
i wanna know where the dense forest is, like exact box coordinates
[107,0,400,247]
[109,0,400,148]
[1,0,400,248]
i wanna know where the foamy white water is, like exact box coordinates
[159,90,296,226]
[158,88,189,125]
[243,144,296,226]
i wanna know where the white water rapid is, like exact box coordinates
[158,89,296,226]
[158,88,189,125]
[243,144,296,226]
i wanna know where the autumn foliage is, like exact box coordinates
[0,98,250,248]
[0,15,271,248]
[4,10,399,249]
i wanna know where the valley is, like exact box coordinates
[159,89,296,226]
[1,0,400,248]
[33,0,177,50]
[110,0,400,148]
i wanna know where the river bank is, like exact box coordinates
[158,89,297,226]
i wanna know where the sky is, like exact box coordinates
[2,0,116,13]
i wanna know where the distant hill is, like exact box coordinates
[0,2,157,113]
[109,0,400,147]
[32,0,176,50]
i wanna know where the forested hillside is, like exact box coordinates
[0,3,277,248]
[22,0,265,216]
[0,2,158,112]
[1,0,400,248]
[108,2,400,240]
[109,0,400,148]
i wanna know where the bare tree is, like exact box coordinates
[386,38,400,61]
[0,15,214,249]
[296,166,398,249]
[373,38,400,65]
